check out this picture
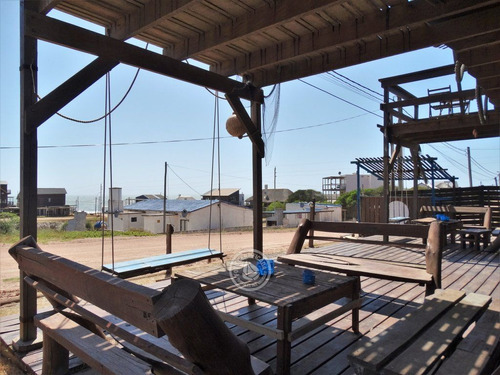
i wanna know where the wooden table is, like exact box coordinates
[175,263,361,375]
[412,217,462,246]
[456,228,492,251]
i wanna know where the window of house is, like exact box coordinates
[131,217,137,222]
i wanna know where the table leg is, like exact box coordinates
[276,305,292,375]
[352,278,360,334]
[248,297,256,305]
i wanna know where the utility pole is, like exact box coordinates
[274,167,276,190]
[467,147,473,187]
[163,162,167,236]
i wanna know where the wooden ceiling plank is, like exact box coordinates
[447,30,500,52]
[244,4,500,86]
[25,10,263,103]
[467,62,500,79]
[214,0,498,81]
[166,0,348,60]
[109,0,197,40]
[457,43,500,68]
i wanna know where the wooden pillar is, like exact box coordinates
[382,87,390,225]
[411,147,419,220]
[18,0,39,346]
[251,101,263,257]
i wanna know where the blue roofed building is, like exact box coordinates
[113,199,252,233]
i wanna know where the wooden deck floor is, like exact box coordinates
[1,240,498,374]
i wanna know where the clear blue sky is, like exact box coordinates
[1,1,499,202]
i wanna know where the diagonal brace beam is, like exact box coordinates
[225,93,265,158]
[24,10,263,104]
[26,57,119,132]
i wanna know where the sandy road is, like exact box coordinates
[1,228,297,301]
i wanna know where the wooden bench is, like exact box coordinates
[9,236,272,375]
[348,289,500,375]
[278,219,443,296]
[419,205,492,229]
[457,228,492,251]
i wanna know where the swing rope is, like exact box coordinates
[208,94,223,252]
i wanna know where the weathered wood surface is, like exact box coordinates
[348,290,494,375]
[278,253,433,284]
[283,219,443,295]
[435,299,500,375]
[175,263,357,308]
[35,312,153,375]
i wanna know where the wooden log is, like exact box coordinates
[425,221,443,295]
[155,279,255,375]
[42,330,69,375]
[287,218,312,254]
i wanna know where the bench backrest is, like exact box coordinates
[9,236,163,336]
[420,205,491,228]
[287,219,443,288]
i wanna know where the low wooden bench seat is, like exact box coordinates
[35,312,153,375]
[419,205,492,229]
[348,289,499,375]
[278,219,443,296]
[102,248,224,279]
[9,236,272,375]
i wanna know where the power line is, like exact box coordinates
[0,114,368,150]
[167,164,202,196]
[298,78,383,119]
[330,71,384,98]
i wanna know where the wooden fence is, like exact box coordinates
[358,186,499,227]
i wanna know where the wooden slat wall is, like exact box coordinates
[361,197,432,223]
[359,186,499,226]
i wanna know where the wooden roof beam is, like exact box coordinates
[38,0,64,14]
[224,2,500,86]
[468,62,500,79]
[108,0,195,41]
[24,11,263,103]
[166,0,348,60]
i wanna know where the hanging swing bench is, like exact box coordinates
[102,248,224,279]
[100,80,227,279]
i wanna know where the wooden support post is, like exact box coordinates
[42,333,69,375]
[156,279,255,375]
[411,147,419,220]
[308,200,315,248]
[276,305,292,375]
[382,85,390,241]
[18,0,39,347]
[251,101,263,257]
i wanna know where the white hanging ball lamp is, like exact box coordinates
[226,112,246,139]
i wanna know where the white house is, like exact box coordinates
[113,199,252,233]
[282,202,342,228]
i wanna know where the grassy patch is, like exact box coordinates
[0,228,156,244]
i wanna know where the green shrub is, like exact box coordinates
[0,213,20,234]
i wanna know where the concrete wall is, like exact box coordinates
[344,173,383,192]
[115,202,252,233]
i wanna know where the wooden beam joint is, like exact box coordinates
[225,93,265,158]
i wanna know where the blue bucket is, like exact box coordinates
[257,259,275,276]
[302,269,315,285]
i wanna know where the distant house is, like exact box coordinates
[246,185,293,207]
[114,199,252,233]
[0,181,9,208]
[37,188,70,216]
[176,195,195,200]
[202,188,241,206]
[135,194,164,202]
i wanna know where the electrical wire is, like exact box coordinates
[298,78,383,119]
[167,165,202,196]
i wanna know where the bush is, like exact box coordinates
[0,213,20,234]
